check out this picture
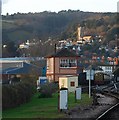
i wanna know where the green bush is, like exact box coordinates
[2,82,35,110]
[39,82,58,98]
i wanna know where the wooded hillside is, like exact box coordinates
[2,10,119,44]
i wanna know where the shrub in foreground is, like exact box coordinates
[2,82,35,110]
[39,82,58,98]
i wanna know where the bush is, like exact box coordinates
[39,82,58,98]
[2,82,35,110]
[2,85,19,109]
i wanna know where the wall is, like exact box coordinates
[68,76,78,92]
[46,57,79,82]
[46,58,54,74]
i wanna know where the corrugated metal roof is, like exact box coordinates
[1,62,41,75]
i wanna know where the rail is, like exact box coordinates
[95,82,119,120]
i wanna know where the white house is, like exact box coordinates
[99,65,116,79]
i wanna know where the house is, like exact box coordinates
[97,64,119,82]
[99,64,116,75]
[82,35,92,43]
[46,48,82,82]
[77,35,92,44]
[19,40,37,49]
[19,43,29,49]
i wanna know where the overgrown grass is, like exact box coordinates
[2,92,92,119]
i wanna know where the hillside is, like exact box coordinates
[2,11,119,44]
[2,11,119,58]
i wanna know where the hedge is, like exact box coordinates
[39,82,58,98]
[2,82,36,110]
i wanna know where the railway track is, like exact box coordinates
[66,82,119,119]
[96,103,119,120]
[95,82,119,120]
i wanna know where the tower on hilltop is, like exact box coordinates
[77,26,81,41]
[77,25,84,41]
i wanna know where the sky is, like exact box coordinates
[1,0,119,15]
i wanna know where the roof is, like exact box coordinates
[1,62,41,75]
[46,48,80,58]
[1,61,23,70]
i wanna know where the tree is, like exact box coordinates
[2,41,19,57]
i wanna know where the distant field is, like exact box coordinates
[2,92,92,119]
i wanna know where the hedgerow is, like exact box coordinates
[2,82,36,110]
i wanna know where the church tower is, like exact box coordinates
[77,26,81,41]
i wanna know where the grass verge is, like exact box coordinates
[2,92,92,119]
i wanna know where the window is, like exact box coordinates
[60,59,77,68]
[70,81,75,87]
[69,59,76,67]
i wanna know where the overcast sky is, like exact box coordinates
[1,0,119,15]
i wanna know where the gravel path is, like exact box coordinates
[65,94,117,119]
